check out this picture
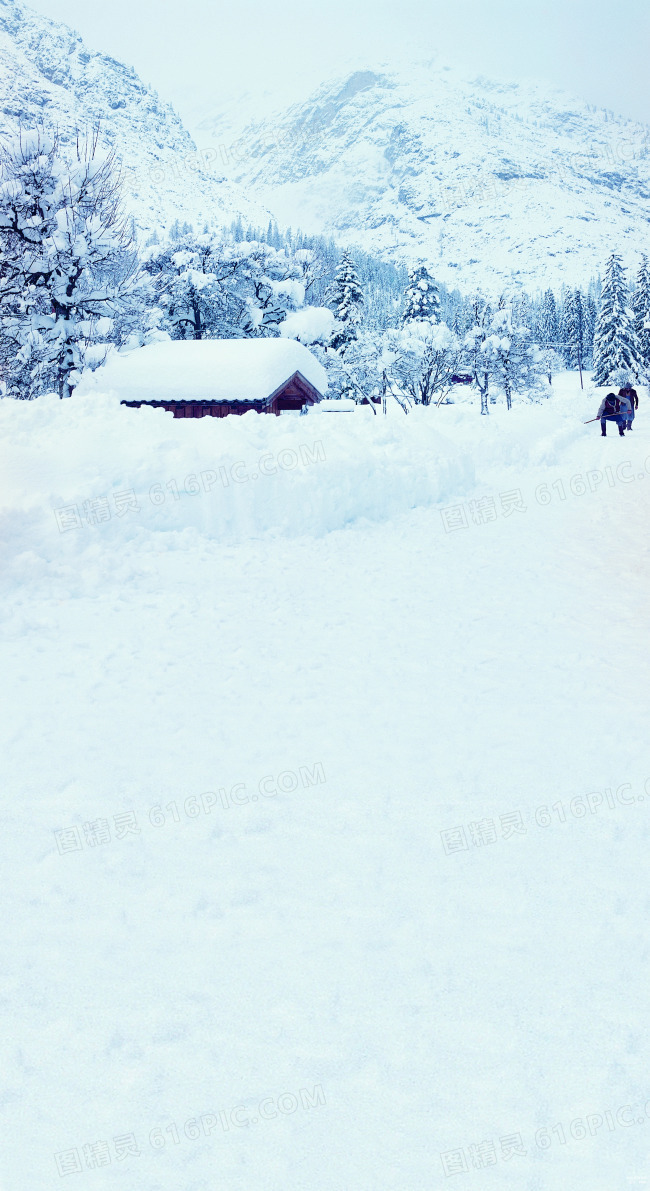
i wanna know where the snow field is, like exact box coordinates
[2,373,650,1191]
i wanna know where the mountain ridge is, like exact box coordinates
[0,0,270,238]
[219,61,650,289]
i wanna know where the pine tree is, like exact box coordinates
[329,250,364,351]
[632,254,650,372]
[583,294,597,366]
[592,254,640,384]
[539,289,559,349]
[402,263,440,325]
[514,291,534,335]
[558,287,573,366]
[564,289,585,384]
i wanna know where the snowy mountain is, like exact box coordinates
[0,0,270,238]
[223,62,650,290]
[6,1,648,291]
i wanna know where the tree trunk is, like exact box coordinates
[191,289,203,339]
[504,379,512,410]
[480,372,489,415]
[52,302,75,398]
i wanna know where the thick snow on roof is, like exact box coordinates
[78,338,328,403]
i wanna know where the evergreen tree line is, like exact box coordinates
[1,128,649,408]
[226,215,608,365]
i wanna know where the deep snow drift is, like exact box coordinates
[2,374,650,1191]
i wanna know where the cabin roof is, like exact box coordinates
[80,338,328,404]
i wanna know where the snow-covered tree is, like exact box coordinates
[491,297,543,408]
[386,320,460,406]
[328,250,363,350]
[143,239,225,340]
[462,294,500,414]
[143,234,304,341]
[592,253,640,385]
[239,241,304,336]
[293,247,329,303]
[583,293,597,366]
[563,288,585,383]
[401,263,440,326]
[538,289,559,351]
[280,306,337,348]
[0,127,138,398]
[538,345,564,385]
[632,254,650,372]
[317,330,382,406]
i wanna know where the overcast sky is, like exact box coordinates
[27,0,650,129]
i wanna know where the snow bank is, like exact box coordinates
[75,337,329,403]
[310,398,356,412]
[0,393,474,564]
[4,373,630,573]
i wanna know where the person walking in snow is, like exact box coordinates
[597,392,625,436]
[617,389,632,432]
[618,385,638,430]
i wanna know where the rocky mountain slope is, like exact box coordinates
[0,0,269,238]
[223,62,650,290]
[2,3,649,290]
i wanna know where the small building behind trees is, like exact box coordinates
[79,338,328,416]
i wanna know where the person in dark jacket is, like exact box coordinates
[597,393,625,435]
[618,385,639,430]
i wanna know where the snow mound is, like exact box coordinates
[0,393,474,565]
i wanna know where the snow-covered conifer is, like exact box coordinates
[401,263,440,326]
[539,289,559,348]
[632,254,650,372]
[563,289,585,380]
[592,253,639,385]
[328,250,363,350]
[583,294,597,366]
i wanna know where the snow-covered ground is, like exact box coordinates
[2,374,650,1191]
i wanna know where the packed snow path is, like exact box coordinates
[2,380,650,1190]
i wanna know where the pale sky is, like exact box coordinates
[26,0,650,130]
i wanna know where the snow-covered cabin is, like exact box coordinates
[85,338,328,417]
